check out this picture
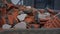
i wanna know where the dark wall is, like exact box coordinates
[23,0,60,10]
[23,0,34,7]
[34,0,54,9]
[0,0,60,10]
[54,0,60,10]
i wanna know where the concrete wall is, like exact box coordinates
[0,29,60,34]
